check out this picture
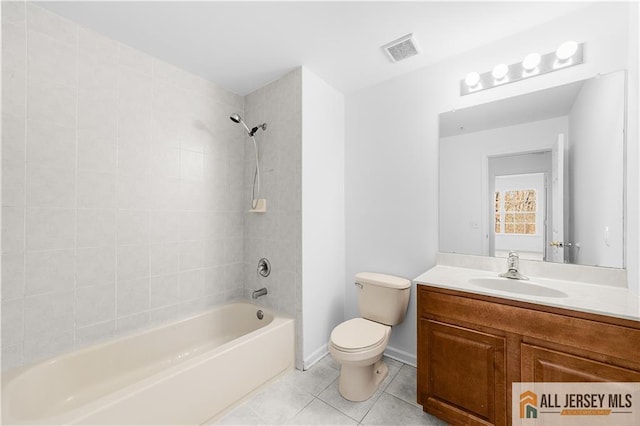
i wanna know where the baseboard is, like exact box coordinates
[384,345,417,367]
[303,344,329,370]
[304,344,415,370]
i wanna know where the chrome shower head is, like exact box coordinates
[229,113,264,210]
[229,113,266,137]
[230,113,251,134]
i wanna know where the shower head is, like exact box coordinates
[229,113,267,137]
[230,113,251,135]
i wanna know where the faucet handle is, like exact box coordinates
[257,258,271,277]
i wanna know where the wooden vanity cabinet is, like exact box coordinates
[420,319,506,426]
[417,285,640,426]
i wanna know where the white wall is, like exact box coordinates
[301,68,345,369]
[627,2,639,295]
[568,72,625,268]
[345,2,637,365]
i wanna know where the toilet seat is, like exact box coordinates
[330,318,388,353]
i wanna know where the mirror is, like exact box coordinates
[439,70,625,268]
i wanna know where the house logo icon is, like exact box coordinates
[520,390,538,419]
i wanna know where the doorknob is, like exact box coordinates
[549,241,572,248]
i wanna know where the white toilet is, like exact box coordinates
[329,272,411,402]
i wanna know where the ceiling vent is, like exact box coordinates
[382,33,421,63]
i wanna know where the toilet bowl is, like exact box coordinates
[329,272,410,402]
[329,318,391,401]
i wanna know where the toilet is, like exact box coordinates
[329,272,411,402]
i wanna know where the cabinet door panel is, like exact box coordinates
[421,319,506,425]
[522,344,640,382]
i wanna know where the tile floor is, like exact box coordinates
[213,355,447,425]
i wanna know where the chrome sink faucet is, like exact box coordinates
[499,251,528,280]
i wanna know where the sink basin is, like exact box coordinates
[468,277,568,298]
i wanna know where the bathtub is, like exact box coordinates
[1,301,294,425]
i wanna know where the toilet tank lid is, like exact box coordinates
[355,272,411,289]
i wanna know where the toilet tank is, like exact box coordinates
[355,272,411,326]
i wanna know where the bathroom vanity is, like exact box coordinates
[414,257,640,426]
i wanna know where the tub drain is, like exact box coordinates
[257,310,264,320]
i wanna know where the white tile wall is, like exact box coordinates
[243,69,303,368]
[1,3,245,370]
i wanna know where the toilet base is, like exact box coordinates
[338,359,389,402]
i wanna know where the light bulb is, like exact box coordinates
[522,52,541,71]
[465,71,480,87]
[556,40,578,61]
[492,63,509,80]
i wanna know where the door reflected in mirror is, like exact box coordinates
[439,70,625,268]
[493,171,546,261]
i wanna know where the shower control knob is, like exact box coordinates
[257,258,271,277]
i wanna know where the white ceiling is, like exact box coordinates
[38,1,592,96]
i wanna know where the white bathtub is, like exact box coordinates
[1,302,294,425]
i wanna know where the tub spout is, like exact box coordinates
[252,288,268,299]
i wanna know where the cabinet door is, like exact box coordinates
[420,319,506,426]
[522,344,640,382]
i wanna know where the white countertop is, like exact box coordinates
[414,264,640,322]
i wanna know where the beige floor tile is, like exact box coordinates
[385,364,420,407]
[286,398,358,425]
[212,400,265,425]
[283,361,340,396]
[361,392,446,425]
[214,354,446,426]
[246,375,315,424]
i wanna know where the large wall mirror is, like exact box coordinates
[439,70,626,268]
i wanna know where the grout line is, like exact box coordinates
[286,395,316,424]
[19,0,28,370]
[114,42,121,332]
[356,390,384,424]
[315,375,336,396]
[219,357,416,425]
[72,19,79,350]
[148,58,155,320]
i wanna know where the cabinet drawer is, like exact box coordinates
[419,287,640,363]
[522,344,640,382]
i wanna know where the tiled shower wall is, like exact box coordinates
[1,3,246,369]
[243,69,303,368]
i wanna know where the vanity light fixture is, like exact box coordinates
[460,40,584,95]
[492,63,509,82]
[522,52,541,71]
[555,40,578,68]
[464,71,481,88]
